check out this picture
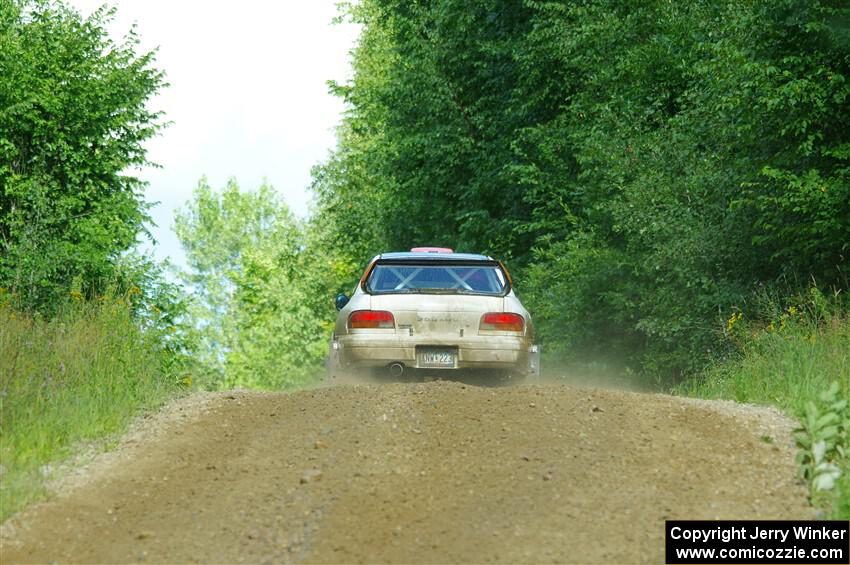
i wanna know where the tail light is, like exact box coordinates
[480,312,524,332]
[349,310,395,329]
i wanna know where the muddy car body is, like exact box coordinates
[327,249,540,381]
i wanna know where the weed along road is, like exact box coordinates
[1,382,812,563]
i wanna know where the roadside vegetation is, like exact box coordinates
[0,2,191,519]
[1,0,847,520]
[301,0,849,518]
[681,289,848,417]
[171,178,350,390]
[680,290,849,516]
[0,291,188,520]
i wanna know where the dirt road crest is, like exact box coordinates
[1,382,811,563]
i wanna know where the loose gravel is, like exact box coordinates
[1,381,812,563]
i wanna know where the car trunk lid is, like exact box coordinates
[369,294,504,337]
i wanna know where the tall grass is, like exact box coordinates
[0,296,180,521]
[679,289,849,518]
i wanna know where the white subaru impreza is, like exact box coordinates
[327,248,540,382]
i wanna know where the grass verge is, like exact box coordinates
[0,298,181,521]
[679,290,849,518]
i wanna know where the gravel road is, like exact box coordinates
[1,381,812,563]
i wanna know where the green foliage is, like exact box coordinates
[175,178,335,389]
[313,0,850,380]
[680,291,849,517]
[836,471,850,519]
[0,296,183,520]
[794,382,848,513]
[0,2,196,521]
[519,0,849,378]
[314,0,540,266]
[0,0,166,310]
[680,290,849,412]
[314,2,850,517]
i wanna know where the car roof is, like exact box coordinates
[376,252,494,262]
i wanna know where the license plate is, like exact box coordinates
[417,348,456,369]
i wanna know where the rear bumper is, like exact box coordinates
[332,334,539,374]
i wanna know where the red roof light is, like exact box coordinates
[410,247,454,253]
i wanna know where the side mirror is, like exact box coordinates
[335,293,349,311]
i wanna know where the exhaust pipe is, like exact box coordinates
[389,363,404,378]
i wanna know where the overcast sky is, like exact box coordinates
[66,1,360,268]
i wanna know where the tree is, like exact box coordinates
[0,0,166,309]
[313,0,540,265]
[315,0,850,381]
[175,178,330,389]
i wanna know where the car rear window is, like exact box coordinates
[366,263,507,295]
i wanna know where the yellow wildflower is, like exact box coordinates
[726,312,743,333]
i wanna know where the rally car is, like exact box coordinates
[327,248,539,382]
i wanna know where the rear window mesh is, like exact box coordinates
[368,264,506,294]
